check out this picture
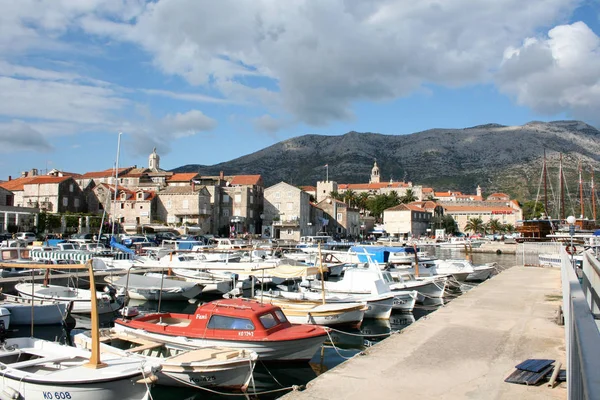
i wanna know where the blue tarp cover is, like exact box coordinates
[351,246,414,263]
[110,236,135,255]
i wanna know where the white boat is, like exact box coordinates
[0,260,159,400]
[14,282,122,314]
[105,273,203,301]
[74,328,258,390]
[0,307,10,329]
[0,292,67,325]
[383,268,448,299]
[171,268,234,294]
[254,291,367,327]
[436,237,485,249]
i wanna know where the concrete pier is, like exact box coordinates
[284,266,566,400]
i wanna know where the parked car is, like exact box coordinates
[16,232,37,244]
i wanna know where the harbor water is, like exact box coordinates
[9,247,517,399]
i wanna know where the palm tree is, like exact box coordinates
[487,218,503,235]
[388,191,400,204]
[344,189,357,207]
[503,223,515,233]
[401,188,417,204]
[329,191,342,201]
[357,192,371,214]
[464,217,485,235]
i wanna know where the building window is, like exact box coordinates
[250,196,254,204]
[287,202,293,211]
[223,194,230,203]
[69,184,74,192]
[62,197,68,206]
[166,199,171,209]
[223,209,230,217]
[235,194,241,203]
[275,192,280,199]
[275,203,280,210]
[337,212,342,221]
[120,203,125,209]
[74,198,80,207]
[287,229,293,235]
[182,199,189,209]
[234,208,240,216]
[249,209,253,218]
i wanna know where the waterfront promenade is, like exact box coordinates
[284,266,566,400]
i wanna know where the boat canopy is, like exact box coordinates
[350,246,415,263]
[267,264,320,279]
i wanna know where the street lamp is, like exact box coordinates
[566,215,576,270]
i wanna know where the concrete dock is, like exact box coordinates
[283,266,566,400]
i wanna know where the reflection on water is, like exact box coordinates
[6,245,512,399]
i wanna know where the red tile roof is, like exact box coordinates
[0,176,70,191]
[443,205,516,213]
[386,204,425,212]
[167,173,199,182]
[300,186,316,192]
[82,167,133,179]
[229,175,262,186]
[339,182,409,190]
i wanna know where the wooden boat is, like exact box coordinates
[254,293,366,328]
[114,298,329,361]
[0,261,159,400]
[104,273,203,301]
[74,328,258,390]
[0,292,67,325]
[14,282,121,315]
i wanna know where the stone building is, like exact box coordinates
[383,203,432,239]
[264,182,312,240]
[315,198,361,238]
[93,184,157,233]
[156,185,212,234]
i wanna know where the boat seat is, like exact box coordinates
[127,342,164,353]
[9,355,75,369]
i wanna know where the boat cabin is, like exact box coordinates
[116,298,309,341]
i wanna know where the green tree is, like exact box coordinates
[521,200,545,220]
[356,192,371,214]
[329,191,343,201]
[401,188,417,204]
[487,218,503,234]
[503,223,515,233]
[366,193,401,222]
[343,189,357,207]
[464,217,485,234]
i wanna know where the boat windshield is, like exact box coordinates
[274,310,287,323]
[259,313,278,329]
[207,315,255,330]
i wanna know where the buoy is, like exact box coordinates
[496,249,502,255]
[566,245,576,255]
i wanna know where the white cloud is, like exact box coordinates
[253,114,287,135]
[89,0,578,125]
[497,22,600,122]
[125,109,217,157]
[0,121,53,153]
[160,110,217,138]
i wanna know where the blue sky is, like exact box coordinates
[1,0,599,178]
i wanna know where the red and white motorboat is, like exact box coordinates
[113,298,328,361]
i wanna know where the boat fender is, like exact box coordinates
[566,245,576,255]
[0,386,20,400]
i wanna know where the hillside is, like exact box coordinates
[172,120,600,202]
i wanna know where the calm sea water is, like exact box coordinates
[9,247,517,399]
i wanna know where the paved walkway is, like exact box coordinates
[283,266,566,400]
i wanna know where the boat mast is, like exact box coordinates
[112,132,123,237]
[543,149,548,218]
[560,153,565,220]
[592,167,597,223]
[579,160,584,219]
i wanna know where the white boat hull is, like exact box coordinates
[15,283,121,315]
[390,291,417,312]
[466,266,495,281]
[1,301,66,325]
[113,324,325,361]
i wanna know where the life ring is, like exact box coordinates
[566,245,576,255]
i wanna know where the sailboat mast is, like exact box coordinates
[543,150,548,217]
[579,161,584,219]
[560,154,565,220]
[592,167,597,223]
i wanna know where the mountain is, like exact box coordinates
[172,120,600,201]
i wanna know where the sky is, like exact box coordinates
[1,0,600,179]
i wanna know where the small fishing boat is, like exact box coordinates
[0,292,67,325]
[0,260,159,400]
[105,273,203,301]
[254,293,367,328]
[14,282,121,314]
[114,298,329,361]
[74,328,258,390]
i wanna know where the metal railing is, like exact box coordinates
[517,242,562,266]
[561,247,600,399]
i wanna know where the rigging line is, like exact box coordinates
[533,159,545,217]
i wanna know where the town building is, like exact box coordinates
[383,203,432,239]
[315,198,361,238]
[156,184,211,234]
[264,182,312,241]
